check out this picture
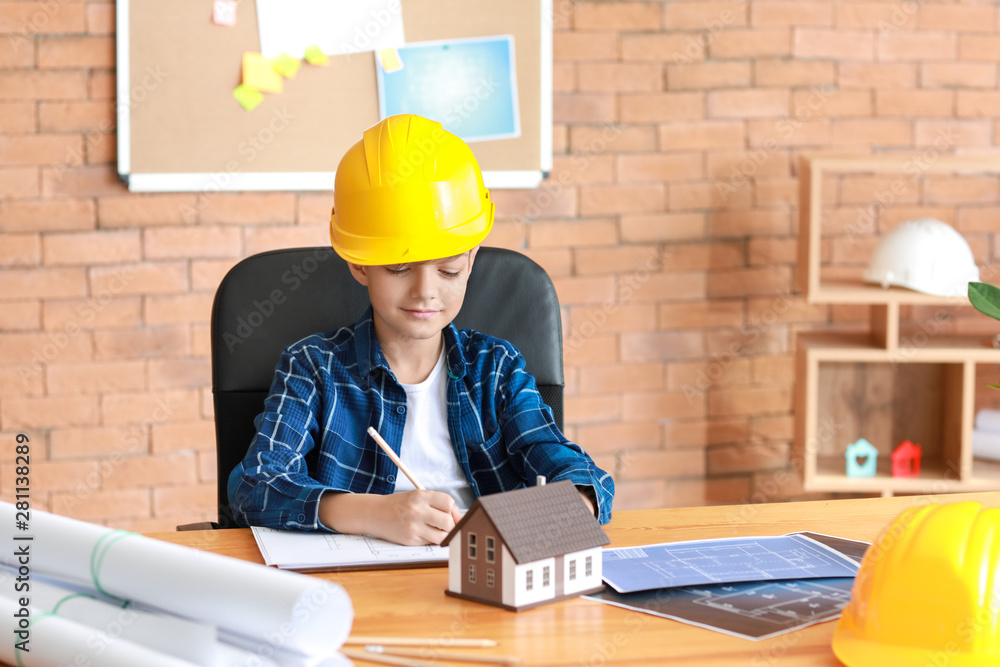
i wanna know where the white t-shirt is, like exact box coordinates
[393,348,476,510]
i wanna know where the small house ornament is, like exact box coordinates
[441,478,609,611]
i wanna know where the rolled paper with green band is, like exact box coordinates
[0,502,353,658]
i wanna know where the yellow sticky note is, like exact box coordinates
[377,48,403,73]
[304,44,329,66]
[242,52,282,93]
[273,52,301,79]
[233,84,264,111]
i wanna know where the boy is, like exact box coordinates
[229,114,614,545]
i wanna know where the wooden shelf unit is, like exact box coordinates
[794,154,1000,496]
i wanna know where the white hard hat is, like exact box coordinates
[863,218,980,297]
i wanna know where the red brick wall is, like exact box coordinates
[3,1,1000,529]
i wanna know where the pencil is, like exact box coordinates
[367,645,522,664]
[367,426,425,490]
[340,647,443,667]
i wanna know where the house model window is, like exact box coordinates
[442,479,610,611]
[468,564,476,583]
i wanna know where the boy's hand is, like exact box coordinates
[319,490,461,546]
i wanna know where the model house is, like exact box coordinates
[845,438,879,477]
[891,440,922,478]
[442,479,610,611]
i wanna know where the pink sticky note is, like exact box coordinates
[213,0,237,26]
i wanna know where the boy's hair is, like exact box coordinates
[330,115,494,266]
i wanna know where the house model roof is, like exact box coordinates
[442,480,610,563]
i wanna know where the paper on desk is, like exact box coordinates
[252,525,448,571]
[601,534,860,594]
[255,0,405,59]
[0,502,353,658]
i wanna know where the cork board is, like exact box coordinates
[117,0,551,192]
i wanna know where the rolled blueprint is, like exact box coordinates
[0,503,353,658]
[0,595,196,667]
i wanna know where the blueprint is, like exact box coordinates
[602,534,860,594]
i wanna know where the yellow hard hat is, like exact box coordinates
[832,501,1000,666]
[330,114,494,266]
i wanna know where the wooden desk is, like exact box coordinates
[151,492,1000,666]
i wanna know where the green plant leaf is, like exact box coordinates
[968,282,1000,322]
[987,383,1000,390]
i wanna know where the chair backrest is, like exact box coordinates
[211,246,564,527]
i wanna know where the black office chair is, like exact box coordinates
[202,246,564,529]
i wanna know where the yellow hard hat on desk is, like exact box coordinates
[330,113,494,266]
[833,501,1000,666]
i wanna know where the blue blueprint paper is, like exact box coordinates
[602,535,860,594]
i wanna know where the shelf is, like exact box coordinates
[798,332,1000,363]
[807,279,972,306]
[810,456,1000,494]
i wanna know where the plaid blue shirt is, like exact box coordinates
[228,308,614,530]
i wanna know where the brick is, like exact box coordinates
[578,362,663,394]
[794,29,873,60]
[151,419,214,454]
[550,154,616,185]
[708,442,791,474]
[916,120,990,148]
[0,233,39,266]
[153,483,216,517]
[623,390,705,421]
[620,331,704,363]
[755,178,797,207]
[710,209,791,237]
[86,3,115,34]
[88,70,115,99]
[751,355,796,385]
[553,93,615,123]
[0,300,40,331]
[144,226,242,260]
[574,3,660,30]
[89,261,188,296]
[672,181,752,211]
[564,333,618,366]
[37,35,113,67]
[620,213,706,243]
[0,459,99,496]
[244,225,327,256]
[838,174,919,205]
[662,242,744,271]
[752,2,832,27]
[662,2,747,30]
[144,293,214,326]
[620,92,703,123]
[835,3,917,30]
[553,62,574,92]
[708,385,793,417]
[570,125,656,154]
[659,121,745,150]
[957,91,1000,118]
[667,359,751,393]
[708,89,789,119]
[617,448,706,481]
[747,118,830,147]
[918,5,995,33]
[574,246,661,277]
[710,29,791,58]
[565,394,621,425]
[492,186,577,222]
[0,134,83,167]
[0,330,91,365]
[528,219,616,248]
[667,61,751,90]
[103,453,199,490]
[147,358,210,390]
[628,272,706,303]
[623,33,704,63]
[43,296,141,331]
[192,258,247,292]
[755,60,835,87]
[0,3,86,33]
[0,101,36,133]
[0,266,85,300]
[101,389,202,426]
[577,63,662,93]
[618,152,703,183]
[85,131,115,165]
[791,89,871,118]
[705,325,787,358]
[579,184,664,216]
[958,207,1000,234]
[878,31,956,61]
[830,119,912,147]
[42,229,141,265]
[0,37,33,67]
[876,90,953,118]
[98,194,198,227]
[198,193,297,225]
[659,301,745,330]
[41,165,127,197]
[0,168,40,199]
[707,267,793,298]
[38,101,113,132]
[93,326,189,360]
[923,176,999,205]
[707,149,791,180]
[2,395,98,429]
[576,422,662,454]
[52,488,152,522]
[838,63,917,89]
[959,35,1000,61]
[922,62,996,90]
[47,360,145,394]
[553,32,618,61]
[50,424,148,459]
[607,479,668,510]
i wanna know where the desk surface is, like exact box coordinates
[151,492,1000,666]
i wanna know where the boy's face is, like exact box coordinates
[349,248,478,348]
